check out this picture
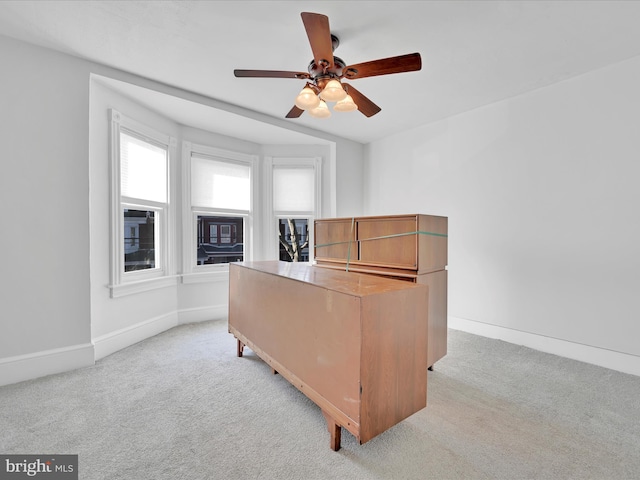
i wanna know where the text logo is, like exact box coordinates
[0,455,77,479]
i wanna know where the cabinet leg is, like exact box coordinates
[321,410,342,451]
[237,339,245,357]
[428,365,434,371]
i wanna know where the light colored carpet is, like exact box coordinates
[1,319,639,479]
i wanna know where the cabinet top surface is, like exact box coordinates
[315,213,448,223]
[231,261,427,298]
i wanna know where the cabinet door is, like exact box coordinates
[315,219,357,263]
[357,217,418,269]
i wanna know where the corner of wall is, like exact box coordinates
[93,311,179,361]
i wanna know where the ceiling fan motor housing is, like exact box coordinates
[307,56,346,80]
[306,33,352,84]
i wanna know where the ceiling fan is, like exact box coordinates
[234,12,422,119]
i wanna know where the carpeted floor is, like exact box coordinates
[1,319,639,479]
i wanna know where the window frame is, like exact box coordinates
[265,156,322,262]
[109,109,177,297]
[182,141,257,283]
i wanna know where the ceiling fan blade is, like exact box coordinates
[343,53,422,80]
[285,105,304,118]
[344,84,381,117]
[301,12,334,70]
[234,69,310,79]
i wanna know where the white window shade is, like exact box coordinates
[120,132,167,203]
[191,156,250,210]
[273,167,315,212]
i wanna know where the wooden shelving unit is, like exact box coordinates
[315,214,448,368]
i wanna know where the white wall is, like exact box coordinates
[334,141,364,218]
[0,34,365,385]
[0,36,94,384]
[364,55,640,375]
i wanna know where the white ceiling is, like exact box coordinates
[2,0,640,145]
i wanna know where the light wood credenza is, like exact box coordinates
[228,261,429,451]
[314,214,448,368]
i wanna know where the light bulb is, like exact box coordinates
[295,86,320,110]
[308,100,331,118]
[319,79,347,102]
[333,94,358,112]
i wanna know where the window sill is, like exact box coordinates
[109,275,179,298]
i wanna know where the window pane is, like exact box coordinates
[191,156,250,210]
[197,215,244,265]
[278,218,309,262]
[273,167,314,212]
[120,132,167,203]
[124,209,156,271]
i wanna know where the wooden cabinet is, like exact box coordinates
[313,217,356,263]
[315,214,448,367]
[358,216,420,268]
[228,261,429,451]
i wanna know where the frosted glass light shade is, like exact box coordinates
[319,79,347,102]
[295,86,320,110]
[308,100,331,118]
[333,94,358,112]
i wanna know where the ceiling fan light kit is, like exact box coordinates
[234,12,422,119]
[308,99,332,119]
[318,78,348,102]
[334,94,358,112]
[295,85,321,110]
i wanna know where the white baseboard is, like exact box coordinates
[0,304,230,386]
[449,316,640,377]
[178,304,228,325]
[93,311,179,361]
[0,343,95,387]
